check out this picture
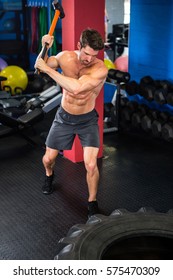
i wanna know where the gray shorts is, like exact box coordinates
[46,106,100,150]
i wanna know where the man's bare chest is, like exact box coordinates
[61,63,92,79]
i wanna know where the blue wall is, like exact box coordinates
[129,0,173,82]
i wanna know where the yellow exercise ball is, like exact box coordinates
[0,65,28,95]
[104,59,116,70]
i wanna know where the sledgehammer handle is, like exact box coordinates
[35,11,60,75]
[37,10,60,66]
[49,9,60,36]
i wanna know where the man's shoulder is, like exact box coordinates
[57,50,77,58]
[55,51,77,65]
[93,59,108,74]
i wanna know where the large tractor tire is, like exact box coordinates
[54,207,173,260]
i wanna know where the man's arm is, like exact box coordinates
[35,58,108,94]
[35,34,59,70]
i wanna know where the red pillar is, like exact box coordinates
[62,0,105,163]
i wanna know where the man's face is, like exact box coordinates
[79,44,99,66]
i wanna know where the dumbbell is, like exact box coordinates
[108,97,128,126]
[166,92,173,105]
[161,116,173,141]
[155,79,171,91]
[139,85,156,101]
[108,69,130,84]
[141,110,158,132]
[120,101,138,130]
[140,75,155,86]
[139,76,155,101]
[151,111,169,138]
[164,82,173,105]
[153,88,167,105]
[153,80,173,105]
[121,101,138,122]
[125,80,140,96]
[131,104,148,128]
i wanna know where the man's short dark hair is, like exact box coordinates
[80,28,104,50]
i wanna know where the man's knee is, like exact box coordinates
[85,159,98,175]
[42,153,54,166]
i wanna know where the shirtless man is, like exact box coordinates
[35,28,108,217]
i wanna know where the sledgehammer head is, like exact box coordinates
[52,0,65,18]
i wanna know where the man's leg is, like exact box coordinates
[83,146,100,216]
[42,147,59,194]
[43,146,59,176]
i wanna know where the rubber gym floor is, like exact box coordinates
[0,108,173,260]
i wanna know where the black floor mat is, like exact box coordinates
[0,125,173,259]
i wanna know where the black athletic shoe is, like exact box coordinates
[42,172,54,195]
[88,201,99,217]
